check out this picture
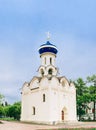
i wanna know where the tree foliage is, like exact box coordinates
[74,75,96,121]
[74,78,91,120]
[87,75,96,120]
[0,106,4,117]
[0,101,21,120]
[0,93,5,117]
[8,102,21,120]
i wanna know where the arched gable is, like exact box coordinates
[38,65,45,71]
[29,77,40,89]
[60,76,69,87]
[69,82,76,92]
[22,82,30,93]
[40,76,48,88]
[50,76,59,87]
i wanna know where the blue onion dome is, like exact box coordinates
[38,41,58,55]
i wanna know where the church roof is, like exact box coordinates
[29,76,70,84]
[38,41,58,55]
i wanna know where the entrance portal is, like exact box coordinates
[61,110,64,120]
[61,107,68,121]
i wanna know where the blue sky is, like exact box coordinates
[0,0,96,104]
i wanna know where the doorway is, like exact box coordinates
[61,110,64,120]
[61,107,67,121]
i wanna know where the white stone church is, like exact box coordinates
[21,39,77,124]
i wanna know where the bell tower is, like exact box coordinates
[38,40,58,77]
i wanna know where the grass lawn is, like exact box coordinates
[0,117,16,121]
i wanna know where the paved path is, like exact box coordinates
[0,120,96,130]
[0,121,56,130]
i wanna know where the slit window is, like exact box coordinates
[43,94,45,102]
[50,58,52,64]
[32,107,35,115]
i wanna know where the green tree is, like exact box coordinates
[74,78,91,120]
[87,75,96,121]
[3,105,10,117]
[8,102,21,120]
[0,106,4,117]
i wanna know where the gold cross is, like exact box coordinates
[46,31,51,40]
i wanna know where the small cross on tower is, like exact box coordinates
[46,31,51,41]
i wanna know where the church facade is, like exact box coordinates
[21,40,77,124]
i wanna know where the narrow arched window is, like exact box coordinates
[41,69,44,76]
[50,57,52,64]
[45,57,46,64]
[43,94,45,102]
[32,107,35,115]
[48,68,53,75]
